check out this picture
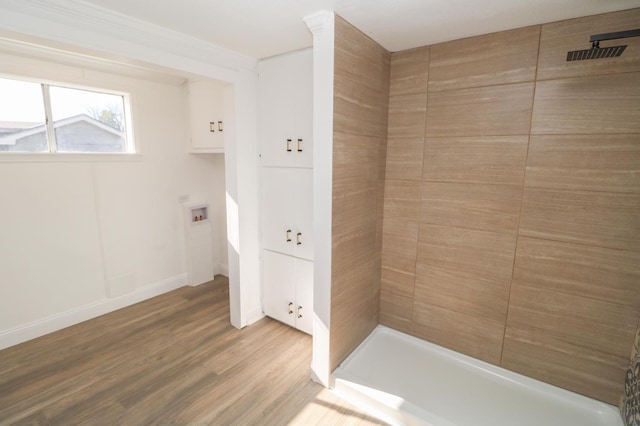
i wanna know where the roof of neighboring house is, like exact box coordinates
[0,121,41,138]
[0,121,41,130]
[0,114,123,146]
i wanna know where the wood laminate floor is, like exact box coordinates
[0,276,385,425]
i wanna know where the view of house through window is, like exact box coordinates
[0,77,131,153]
[0,78,48,152]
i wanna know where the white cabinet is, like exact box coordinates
[259,48,313,168]
[263,250,313,334]
[187,80,225,153]
[259,48,314,335]
[261,168,313,261]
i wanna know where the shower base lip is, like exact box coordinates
[332,325,622,426]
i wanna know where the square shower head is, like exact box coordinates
[566,44,627,61]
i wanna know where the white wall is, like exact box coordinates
[210,154,229,274]
[0,48,228,348]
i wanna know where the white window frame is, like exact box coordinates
[0,75,138,159]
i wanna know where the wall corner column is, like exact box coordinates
[304,10,335,388]
[224,68,263,329]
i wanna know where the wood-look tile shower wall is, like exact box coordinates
[330,16,391,371]
[380,8,640,404]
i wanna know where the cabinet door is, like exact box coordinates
[261,168,296,256]
[292,48,313,169]
[188,80,224,152]
[259,49,313,168]
[292,168,314,261]
[294,258,313,335]
[263,250,296,328]
[259,53,296,167]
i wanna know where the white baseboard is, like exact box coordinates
[215,263,229,277]
[0,273,187,351]
[187,263,228,287]
[246,307,266,326]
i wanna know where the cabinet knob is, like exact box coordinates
[296,232,302,245]
[286,139,292,152]
[297,305,303,318]
[286,229,292,242]
[288,302,294,315]
[297,138,303,152]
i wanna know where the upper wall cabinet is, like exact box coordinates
[259,49,313,168]
[187,80,225,153]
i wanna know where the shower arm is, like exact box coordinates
[590,29,640,46]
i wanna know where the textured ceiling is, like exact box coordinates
[81,0,640,59]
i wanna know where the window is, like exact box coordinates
[0,78,47,152]
[0,77,133,153]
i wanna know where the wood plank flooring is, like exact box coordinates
[0,276,385,425]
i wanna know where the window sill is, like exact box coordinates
[0,153,143,162]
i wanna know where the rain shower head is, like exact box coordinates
[566,28,640,62]
[566,42,626,61]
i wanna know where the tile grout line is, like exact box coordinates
[499,24,544,366]
[410,47,432,329]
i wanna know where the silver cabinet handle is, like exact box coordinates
[296,232,302,245]
[297,305,303,318]
[288,302,294,315]
[286,139,292,152]
[286,229,292,242]
[297,138,303,152]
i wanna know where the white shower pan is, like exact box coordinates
[332,325,623,426]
